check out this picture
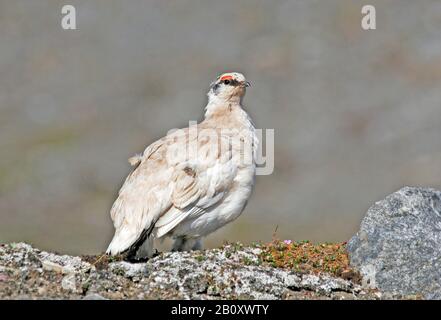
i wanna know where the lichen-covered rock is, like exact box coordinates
[0,242,381,300]
[107,245,366,300]
[347,186,441,299]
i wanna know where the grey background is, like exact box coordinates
[1,0,441,255]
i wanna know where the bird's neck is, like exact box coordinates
[203,99,255,134]
[204,96,242,119]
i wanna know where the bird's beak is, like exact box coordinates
[245,81,251,88]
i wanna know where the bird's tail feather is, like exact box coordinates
[106,223,155,258]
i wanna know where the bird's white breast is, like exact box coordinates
[171,113,258,238]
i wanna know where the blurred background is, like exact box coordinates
[1,0,441,255]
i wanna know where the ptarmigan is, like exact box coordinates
[106,72,258,259]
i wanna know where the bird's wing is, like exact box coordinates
[155,128,240,237]
[106,137,174,255]
[106,127,237,255]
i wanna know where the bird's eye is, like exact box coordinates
[223,79,230,85]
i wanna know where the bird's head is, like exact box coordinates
[208,72,250,104]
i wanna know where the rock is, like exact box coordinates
[332,292,355,300]
[39,251,92,274]
[37,287,47,295]
[109,261,149,279]
[108,246,361,300]
[83,293,107,300]
[61,274,77,292]
[0,242,382,300]
[42,260,65,273]
[347,186,441,299]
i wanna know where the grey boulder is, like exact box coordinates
[347,186,441,299]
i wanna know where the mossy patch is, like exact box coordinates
[260,239,361,283]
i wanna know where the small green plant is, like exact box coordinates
[242,257,255,266]
[195,255,206,262]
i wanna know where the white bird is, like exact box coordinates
[106,72,258,259]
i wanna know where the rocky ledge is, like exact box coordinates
[0,242,385,300]
[1,186,439,300]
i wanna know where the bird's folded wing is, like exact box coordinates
[154,206,205,238]
[106,145,174,254]
[155,132,238,237]
[107,129,237,254]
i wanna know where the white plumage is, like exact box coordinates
[106,72,258,258]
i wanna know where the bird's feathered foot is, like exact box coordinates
[124,248,159,263]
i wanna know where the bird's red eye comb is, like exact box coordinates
[220,75,233,81]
